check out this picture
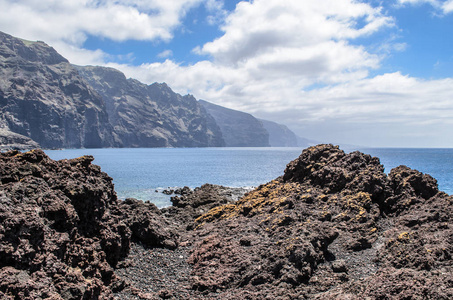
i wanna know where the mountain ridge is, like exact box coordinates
[0,31,305,149]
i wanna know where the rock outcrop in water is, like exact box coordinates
[0,145,452,299]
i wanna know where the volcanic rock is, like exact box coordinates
[1,144,452,299]
[0,149,176,299]
[190,144,452,299]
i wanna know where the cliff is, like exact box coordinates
[0,31,312,149]
[0,31,114,149]
[77,66,224,147]
[0,31,224,149]
[1,145,451,299]
[259,119,298,147]
[199,100,270,147]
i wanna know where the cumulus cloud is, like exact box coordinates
[115,0,393,95]
[443,0,453,12]
[1,0,452,147]
[0,0,204,63]
[199,0,393,64]
[107,0,453,147]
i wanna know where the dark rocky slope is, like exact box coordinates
[0,150,176,299]
[199,100,269,147]
[190,144,453,299]
[77,66,224,147]
[0,31,114,149]
[0,129,39,151]
[0,145,451,299]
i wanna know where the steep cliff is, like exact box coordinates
[0,30,312,149]
[0,31,114,148]
[199,100,269,147]
[259,119,298,147]
[77,66,224,147]
[0,31,224,149]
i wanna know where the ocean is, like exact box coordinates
[45,147,453,208]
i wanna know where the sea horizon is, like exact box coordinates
[45,146,453,208]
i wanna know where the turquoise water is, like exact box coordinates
[45,147,453,207]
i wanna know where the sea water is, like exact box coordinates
[45,147,453,208]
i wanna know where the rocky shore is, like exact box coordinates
[0,145,452,299]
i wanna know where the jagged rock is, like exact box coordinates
[162,184,250,232]
[190,144,452,299]
[1,144,451,299]
[116,198,177,249]
[0,149,177,299]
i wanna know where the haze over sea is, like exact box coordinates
[45,147,453,208]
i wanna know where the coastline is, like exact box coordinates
[0,145,452,299]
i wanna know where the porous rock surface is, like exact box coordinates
[190,144,452,299]
[0,145,452,299]
[0,149,176,299]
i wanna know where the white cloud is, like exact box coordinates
[199,0,393,65]
[157,50,173,58]
[0,0,204,63]
[205,0,228,25]
[112,57,453,147]
[103,0,451,147]
[1,0,452,147]
[398,0,453,14]
[443,0,453,12]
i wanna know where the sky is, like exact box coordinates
[0,0,452,148]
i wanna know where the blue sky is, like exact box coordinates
[1,0,453,147]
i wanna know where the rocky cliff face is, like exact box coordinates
[259,119,298,147]
[0,129,39,151]
[77,66,224,147]
[0,31,225,149]
[1,31,313,149]
[0,31,114,149]
[199,100,269,147]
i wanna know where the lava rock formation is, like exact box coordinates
[0,145,451,299]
